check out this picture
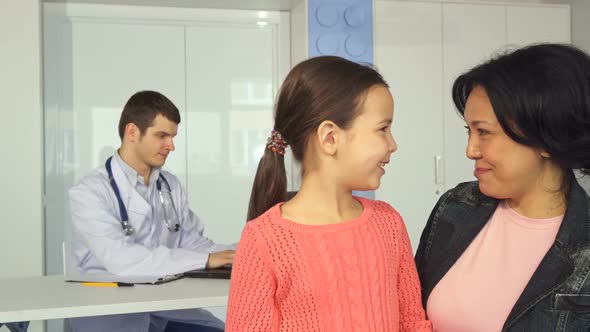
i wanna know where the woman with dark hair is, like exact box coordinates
[415,43,590,331]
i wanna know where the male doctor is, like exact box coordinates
[67,90,235,332]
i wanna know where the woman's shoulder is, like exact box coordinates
[442,181,499,207]
[448,181,481,196]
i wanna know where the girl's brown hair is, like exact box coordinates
[247,56,388,221]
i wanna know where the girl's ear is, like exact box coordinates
[540,150,551,158]
[316,120,340,156]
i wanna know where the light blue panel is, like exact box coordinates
[353,190,375,199]
[308,0,373,64]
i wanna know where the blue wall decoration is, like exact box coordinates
[308,0,373,64]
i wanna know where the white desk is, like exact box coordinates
[0,275,229,324]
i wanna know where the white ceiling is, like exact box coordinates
[384,0,570,4]
[42,0,572,11]
[43,0,302,11]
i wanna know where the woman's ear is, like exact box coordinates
[540,150,551,158]
[316,120,340,156]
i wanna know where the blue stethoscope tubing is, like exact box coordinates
[105,156,179,236]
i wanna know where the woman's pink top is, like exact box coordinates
[427,201,563,332]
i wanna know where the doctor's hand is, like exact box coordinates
[206,250,235,269]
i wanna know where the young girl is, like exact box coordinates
[226,56,431,332]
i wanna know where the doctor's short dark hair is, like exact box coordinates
[452,43,590,180]
[118,90,181,140]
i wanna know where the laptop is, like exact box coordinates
[184,266,232,279]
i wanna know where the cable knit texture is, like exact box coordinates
[226,197,431,332]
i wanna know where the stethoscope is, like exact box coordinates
[106,157,180,236]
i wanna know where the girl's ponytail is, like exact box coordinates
[246,130,288,221]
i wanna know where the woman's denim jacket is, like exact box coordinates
[415,180,590,331]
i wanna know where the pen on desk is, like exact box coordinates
[81,282,134,287]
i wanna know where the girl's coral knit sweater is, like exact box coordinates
[226,197,431,332]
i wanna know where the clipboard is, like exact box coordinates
[63,241,184,285]
[64,272,184,285]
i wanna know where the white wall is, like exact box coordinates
[43,0,299,10]
[0,0,44,278]
[0,1,44,331]
[570,0,590,193]
[289,0,307,80]
[571,0,590,53]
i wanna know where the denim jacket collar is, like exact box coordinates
[422,184,499,303]
[504,181,588,327]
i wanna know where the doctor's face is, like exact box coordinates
[135,114,177,169]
